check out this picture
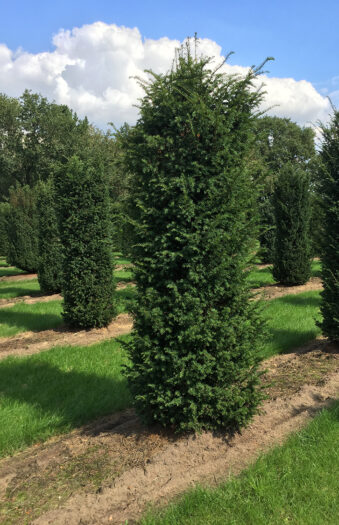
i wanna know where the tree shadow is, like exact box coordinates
[0,268,26,278]
[276,294,321,308]
[0,358,131,432]
[0,309,62,334]
[0,285,41,298]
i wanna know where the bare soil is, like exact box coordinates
[0,273,37,282]
[255,276,323,300]
[0,313,133,361]
[0,339,337,525]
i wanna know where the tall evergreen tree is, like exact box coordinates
[7,184,39,272]
[273,163,311,285]
[319,110,339,340]
[124,42,268,432]
[37,179,63,294]
[55,155,116,328]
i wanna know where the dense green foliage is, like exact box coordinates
[0,202,10,256]
[7,184,39,272]
[124,44,267,432]
[319,110,339,340]
[0,91,89,199]
[37,179,63,293]
[56,155,116,328]
[254,117,316,262]
[273,163,311,285]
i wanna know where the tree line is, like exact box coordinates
[0,41,337,431]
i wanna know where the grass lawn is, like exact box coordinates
[247,259,322,289]
[261,290,322,359]
[0,289,323,457]
[0,278,40,299]
[0,285,136,337]
[0,266,27,278]
[142,400,339,525]
[0,337,131,457]
[114,268,134,283]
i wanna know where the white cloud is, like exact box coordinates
[0,22,334,129]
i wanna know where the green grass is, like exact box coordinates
[0,286,136,337]
[247,260,322,289]
[0,265,27,278]
[0,337,131,457]
[142,401,339,525]
[0,288,323,458]
[0,278,40,299]
[261,290,322,359]
[114,269,134,282]
[0,300,63,337]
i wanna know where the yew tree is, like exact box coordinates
[124,42,268,432]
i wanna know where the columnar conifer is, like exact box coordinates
[7,184,39,272]
[56,155,116,328]
[319,110,339,340]
[273,163,311,285]
[124,42,268,432]
[37,179,63,293]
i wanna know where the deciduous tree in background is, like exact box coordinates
[273,163,311,285]
[56,155,116,328]
[124,41,267,432]
[319,109,339,340]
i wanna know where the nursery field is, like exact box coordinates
[0,257,338,525]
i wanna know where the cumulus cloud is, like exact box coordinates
[0,22,334,129]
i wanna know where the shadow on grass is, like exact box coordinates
[0,285,41,298]
[0,268,26,278]
[0,358,131,434]
[265,327,320,358]
[276,294,321,308]
[0,309,62,334]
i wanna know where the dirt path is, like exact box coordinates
[255,276,323,300]
[0,338,337,525]
[0,273,37,282]
[0,313,133,361]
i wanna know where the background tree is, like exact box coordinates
[273,163,311,285]
[0,202,10,256]
[318,109,339,340]
[37,179,63,293]
[7,184,39,272]
[56,155,116,328]
[124,42,267,433]
[254,116,316,262]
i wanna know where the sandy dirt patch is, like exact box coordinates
[254,276,323,300]
[0,273,37,282]
[0,313,133,361]
[0,339,337,525]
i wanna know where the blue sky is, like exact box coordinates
[0,0,338,128]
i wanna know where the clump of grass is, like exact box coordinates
[114,269,134,283]
[0,337,131,457]
[142,401,339,525]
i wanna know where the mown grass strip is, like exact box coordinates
[0,286,135,337]
[0,337,131,457]
[261,290,322,359]
[0,266,27,278]
[142,400,339,525]
[0,290,323,458]
[247,259,321,289]
[0,278,40,299]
